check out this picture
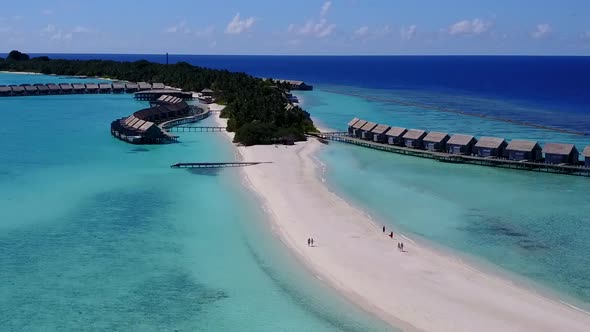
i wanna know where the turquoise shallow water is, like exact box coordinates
[300,87,590,307]
[0,74,392,331]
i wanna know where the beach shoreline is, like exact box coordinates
[211,105,590,331]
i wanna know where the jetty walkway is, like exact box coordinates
[171,162,272,168]
[167,126,226,133]
[0,82,171,96]
[313,133,590,177]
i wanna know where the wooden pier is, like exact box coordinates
[312,133,590,177]
[171,162,272,168]
[167,126,226,133]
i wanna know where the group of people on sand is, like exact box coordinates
[383,226,405,252]
[307,238,315,247]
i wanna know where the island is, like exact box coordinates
[0,50,316,146]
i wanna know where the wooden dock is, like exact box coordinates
[167,126,226,133]
[312,133,590,177]
[170,162,272,168]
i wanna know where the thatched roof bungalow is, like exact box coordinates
[359,121,378,140]
[347,118,360,135]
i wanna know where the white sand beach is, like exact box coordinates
[210,108,590,332]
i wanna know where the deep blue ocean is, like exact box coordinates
[2,54,590,329]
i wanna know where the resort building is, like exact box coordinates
[112,83,125,93]
[36,84,50,95]
[72,83,86,93]
[446,134,477,155]
[277,79,314,91]
[138,82,152,91]
[359,121,378,140]
[59,83,73,94]
[47,83,61,94]
[152,83,165,89]
[111,94,200,144]
[125,83,139,93]
[85,83,99,94]
[370,124,391,143]
[350,119,368,138]
[543,143,579,165]
[98,83,112,93]
[11,85,25,95]
[474,137,507,158]
[423,132,450,152]
[198,88,215,104]
[506,140,542,161]
[384,127,407,145]
[403,129,427,149]
[347,118,360,135]
[24,85,38,95]
[584,146,590,167]
[134,89,193,101]
[0,85,11,96]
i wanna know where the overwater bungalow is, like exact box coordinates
[350,119,368,138]
[277,79,314,91]
[47,83,61,94]
[98,83,112,93]
[85,83,99,94]
[59,83,73,94]
[359,121,378,140]
[152,83,165,89]
[384,127,407,146]
[138,82,152,91]
[34,83,49,95]
[71,83,86,93]
[125,82,139,93]
[24,85,38,95]
[474,136,507,158]
[370,124,391,143]
[10,85,25,95]
[403,129,427,149]
[584,146,590,167]
[112,83,125,93]
[423,131,450,152]
[347,118,360,135]
[135,89,193,101]
[0,85,11,96]
[543,143,579,165]
[506,140,542,161]
[446,134,477,155]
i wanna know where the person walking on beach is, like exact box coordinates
[307,238,311,247]
[389,232,393,239]
[400,242,404,252]
[311,238,314,247]
[382,226,385,233]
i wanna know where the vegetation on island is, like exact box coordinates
[0,50,316,145]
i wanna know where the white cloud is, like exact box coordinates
[449,18,491,36]
[320,1,332,18]
[42,24,56,34]
[354,26,369,38]
[73,26,90,33]
[225,13,255,34]
[401,25,417,40]
[195,26,214,38]
[532,23,552,39]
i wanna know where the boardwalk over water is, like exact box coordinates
[167,126,226,133]
[171,162,272,168]
[313,133,590,177]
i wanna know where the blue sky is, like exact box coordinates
[1,0,590,55]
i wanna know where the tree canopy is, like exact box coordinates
[0,51,316,145]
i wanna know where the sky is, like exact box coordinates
[1,0,590,55]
